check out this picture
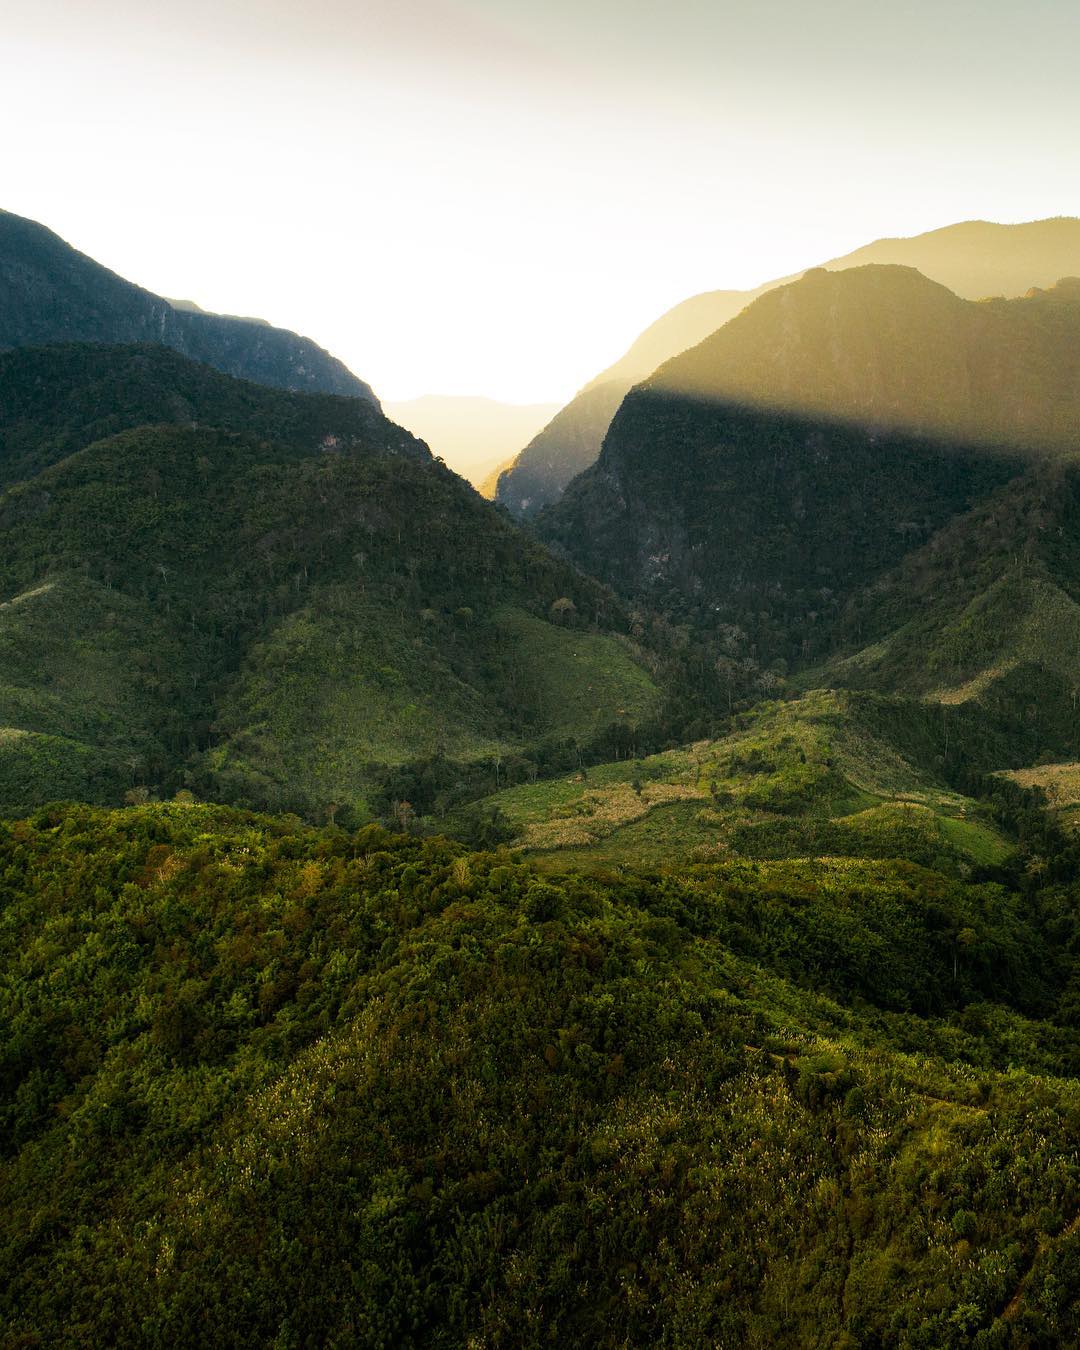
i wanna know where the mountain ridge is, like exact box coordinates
[497,216,1080,514]
[0,208,378,403]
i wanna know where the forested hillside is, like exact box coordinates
[1,802,1077,1346]
[0,345,665,821]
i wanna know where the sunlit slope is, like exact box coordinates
[642,268,1080,446]
[0,347,658,816]
[1,802,1076,1345]
[1001,763,1080,833]
[541,269,1046,651]
[497,217,1080,515]
[462,690,1010,873]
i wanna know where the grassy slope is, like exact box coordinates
[468,691,1010,873]
[203,600,659,816]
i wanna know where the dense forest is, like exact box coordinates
[1,801,1078,1345]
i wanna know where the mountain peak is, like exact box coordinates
[497,216,1080,517]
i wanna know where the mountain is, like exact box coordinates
[476,455,516,499]
[0,344,662,820]
[497,217,1080,515]
[538,266,1080,761]
[0,208,377,401]
[489,382,630,515]
[383,394,560,490]
[4,250,1080,1348]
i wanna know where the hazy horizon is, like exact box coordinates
[5,0,1080,402]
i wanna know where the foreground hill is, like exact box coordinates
[0,345,661,819]
[0,208,377,401]
[497,217,1080,514]
[1,802,1076,1346]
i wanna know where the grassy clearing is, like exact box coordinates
[485,691,1010,872]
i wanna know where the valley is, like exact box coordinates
[1,206,1079,1347]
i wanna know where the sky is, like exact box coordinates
[3,0,1080,403]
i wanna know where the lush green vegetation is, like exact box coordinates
[462,691,1011,874]
[1,802,1078,1346]
[0,346,670,821]
[3,294,1080,1344]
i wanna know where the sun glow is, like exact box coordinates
[3,0,1079,402]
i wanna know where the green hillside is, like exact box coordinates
[1,802,1077,1346]
[461,691,1011,873]
[0,346,660,820]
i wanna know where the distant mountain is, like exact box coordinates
[497,217,1080,514]
[539,266,1080,761]
[476,456,516,500]
[0,344,661,819]
[383,394,559,489]
[0,208,377,402]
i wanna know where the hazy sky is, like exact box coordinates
[4,0,1079,401]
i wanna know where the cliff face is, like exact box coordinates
[497,217,1080,516]
[0,208,378,403]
